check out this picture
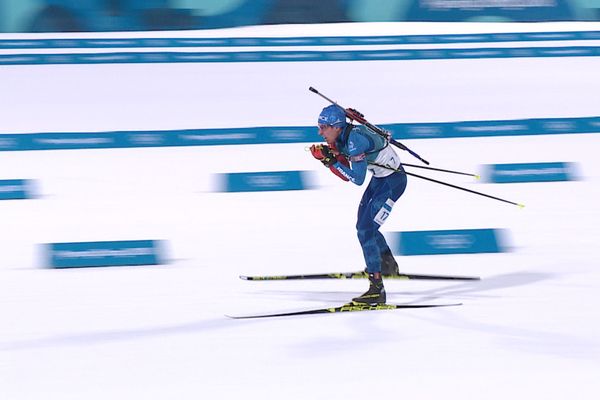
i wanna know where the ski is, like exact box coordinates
[228,302,462,319]
[240,271,480,281]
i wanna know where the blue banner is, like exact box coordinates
[1,31,599,50]
[0,179,33,200]
[391,117,600,139]
[0,128,322,151]
[3,0,600,33]
[485,162,576,183]
[1,46,600,66]
[219,171,310,192]
[0,136,21,150]
[1,116,598,152]
[394,229,504,256]
[47,240,163,268]
[405,0,576,22]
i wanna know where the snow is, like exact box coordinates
[1,22,600,400]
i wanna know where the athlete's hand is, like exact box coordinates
[310,144,337,167]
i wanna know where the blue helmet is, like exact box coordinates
[318,105,346,128]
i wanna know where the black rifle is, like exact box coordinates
[309,86,430,165]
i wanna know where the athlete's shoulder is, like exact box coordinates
[350,124,370,136]
[346,126,370,154]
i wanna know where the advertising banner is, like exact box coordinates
[484,162,576,183]
[219,171,310,192]
[0,179,33,200]
[394,228,504,255]
[47,240,163,268]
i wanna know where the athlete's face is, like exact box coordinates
[318,124,342,145]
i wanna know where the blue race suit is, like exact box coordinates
[331,125,408,273]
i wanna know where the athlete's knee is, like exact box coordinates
[357,228,377,244]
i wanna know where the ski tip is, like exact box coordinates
[405,302,463,308]
[474,174,481,180]
[225,314,256,320]
[518,203,526,209]
[461,276,481,281]
[239,275,249,280]
[225,314,245,319]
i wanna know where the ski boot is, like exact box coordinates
[352,272,386,305]
[380,248,399,276]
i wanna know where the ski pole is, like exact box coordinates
[371,162,524,208]
[309,86,430,165]
[400,163,480,179]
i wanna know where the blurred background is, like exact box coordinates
[1,0,600,33]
